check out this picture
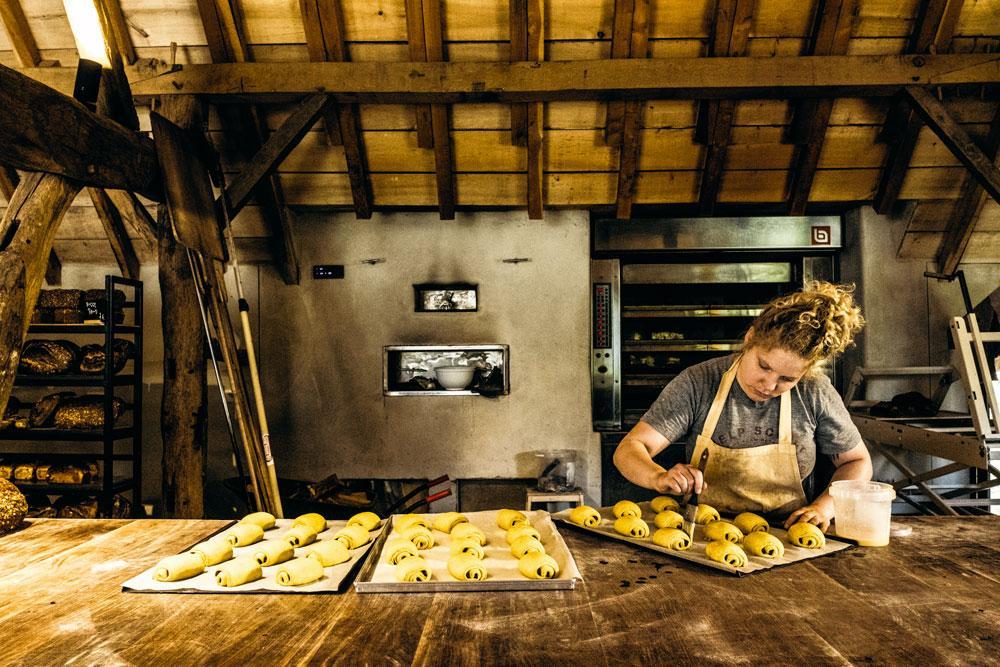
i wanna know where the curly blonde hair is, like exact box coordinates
[746,281,864,373]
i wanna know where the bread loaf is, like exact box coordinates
[0,478,27,534]
[30,392,75,427]
[19,340,79,375]
[53,396,125,429]
[78,340,134,375]
[13,463,36,481]
[48,466,88,485]
[37,289,82,309]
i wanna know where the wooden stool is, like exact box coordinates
[525,489,585,512]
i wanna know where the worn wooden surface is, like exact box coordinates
[0,517,996,665]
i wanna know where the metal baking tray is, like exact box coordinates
[122,518,385,594]
[553,502,851,576]
[354,509,583,592]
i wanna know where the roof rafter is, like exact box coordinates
[0,0,40,66]
[419,0,456,219]
[873,0,964,215]
[0,165,61,285]
[613,0,650,220]
[405,0,434,149]
[509,0,528,147]
[525,0,544,219]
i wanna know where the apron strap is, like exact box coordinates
[778,390,792,445]
[700,356,740,441]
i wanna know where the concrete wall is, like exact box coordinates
[51,210,600,512]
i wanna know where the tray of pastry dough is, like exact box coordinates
[354,509,583,592]
[552,500,852,576]
[121,511,387,594]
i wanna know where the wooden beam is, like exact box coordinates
[525,0,544,219]
[905,86,1000,204]
[104,189,158,249]
[45,249,61,286]
[405,0,434,149]
[613,0,650,220]
[422,0,455,219]
[786,0,857,215]
[129,55,1000,102]
[99,0,136,65]
[873,0,963,214]
[299,0,373,219]
[223,94,330,218]
[0,164,61,284]
[88,187,140,279]
[697,0,755,215]
[509,0,528,147]
[0,64,160,199]
[937,103,1000,274]
[0,0,39,66]
[196,0,299,283]
[605,0,636,148]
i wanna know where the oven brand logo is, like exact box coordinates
[811,226,831,245]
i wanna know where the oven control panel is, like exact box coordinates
[591,261,621,429]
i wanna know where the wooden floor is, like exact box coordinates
[0,516,997,665]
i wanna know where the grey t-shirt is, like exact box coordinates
[641,354,862,480]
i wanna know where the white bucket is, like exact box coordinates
[830,480,896,546]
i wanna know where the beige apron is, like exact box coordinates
[690,356,807,516]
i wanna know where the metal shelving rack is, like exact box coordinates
[0,276,143,517]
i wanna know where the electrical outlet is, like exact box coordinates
[313,265,345,280]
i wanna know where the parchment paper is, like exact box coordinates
[122,518,385,594]
[355,509,583,592]
[553,502,851,576]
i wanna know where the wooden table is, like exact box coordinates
[0,517,997,665]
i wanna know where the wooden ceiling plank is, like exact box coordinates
[99,0,136,65]
[0,0,39,67]
[89,187,140,279]
[525,0,544,219]
[786,0,857,215]
[405,0,434,149]
[223,94,331,219]
[605,0,636,148]
[0,64,160,199]
[697,0,755,215]
[300,0,373,218]
[0,164,61,284]
[873,0,964,215]
[906,86,1000,204]
[936,103,1000,274]
[509,0,529,147]
[422,0,455,219]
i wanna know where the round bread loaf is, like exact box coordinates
[0,478,28,534]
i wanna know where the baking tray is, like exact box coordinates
[354,509,583,592]
[553,502,851,576]
[122,518,386,594]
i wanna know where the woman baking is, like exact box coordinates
[613,281,873,532]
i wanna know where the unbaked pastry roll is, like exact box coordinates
[384,538,419,564]
[705,540,748,568]
[275,557,325,586]
[333,524,370,549]
[652,527,691,551]
[432,511,469,533]
[346,511,381,531]
[743,531,785,558]
[221,522,264,547]
[505,524,541,545]
[703,520,744,544]
[694,504,720,525]
[252,539,294,567]
[302,539,351,567]
[510,535,545,559]
[240,511,276,531]
[733,512,769,535]
[395,514,431,531]
[188,538,233,567]
[154,553,205,582]
[653,510,684,530]
[614,515,650,538]
[568,505,601,528]
[496,509,529,530]
[787,522,825,549]
[650,496,680,513]
[612,500,642,519]
[395,556,431,582]
[398,525,434,550]
[450,537,486,560]
[518,552,560,579]
[448,553,487,581]
[292,512,328,534]
[214,556,262,587]
[283,525,318,548]
[450,523,487,545]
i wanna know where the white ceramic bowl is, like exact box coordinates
[434,365,475,390]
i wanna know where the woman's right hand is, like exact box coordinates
[654,464,707,496]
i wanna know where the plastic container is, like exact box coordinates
[534,450,577,492]
[830,480,896,546]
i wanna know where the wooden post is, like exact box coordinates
[0,172,81,419]
[157,96,208,518]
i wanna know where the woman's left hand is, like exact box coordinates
[784,502,833,532]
